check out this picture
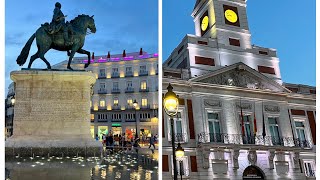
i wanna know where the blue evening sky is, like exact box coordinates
[163,0,316,86]
[5,0,158,92]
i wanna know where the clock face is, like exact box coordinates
[225,9,238,23]
[201,16,209,31]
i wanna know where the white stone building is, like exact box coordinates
[53,51,158,141]
[5,82,15,139]
[162,0,316,179]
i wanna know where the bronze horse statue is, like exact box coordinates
[16,14,96,70]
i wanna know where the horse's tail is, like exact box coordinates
[16,33,36,66]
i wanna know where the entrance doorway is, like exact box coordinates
[243,166,265,179]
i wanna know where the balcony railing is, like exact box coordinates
[169,133,188,143]
[306,170,316,177]
[98,74,106,79]
[111,72,120,78]
[126,105,135,110]
[125,71,134,77]
[111,88,121,94]
[139,70,149,76]
[125,87,134,93]
[139,87,149,92]
[197,133,313,148]
[176,168,190,177]
[98,89,108,94]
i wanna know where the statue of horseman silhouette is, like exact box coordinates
[16,2,96,70]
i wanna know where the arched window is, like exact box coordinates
[243,166,265,179]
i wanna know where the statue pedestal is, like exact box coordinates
[6,70,101,156]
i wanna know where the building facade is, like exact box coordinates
[162,0,316,179]
[53,51,158,141]
[5,82,15,139]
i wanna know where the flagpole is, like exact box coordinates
[262,101,266,145]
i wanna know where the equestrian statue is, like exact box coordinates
[16,2,96,70]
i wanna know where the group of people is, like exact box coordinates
[95,132,158,153]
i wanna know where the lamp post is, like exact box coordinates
[133,99,138,139]
[176,143,185,180]
[163,83,179,180]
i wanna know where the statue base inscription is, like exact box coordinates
[6,70,101,156]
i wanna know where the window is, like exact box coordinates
[207,112,222,142]
[304,161,315,177]
[171,156,190,177]
[258,66,276,75]
[126,66,132,72]
[99,69,106,77]
[112,68,118,73]
[99,83,106,90]
[90,100,92,108]
[113,98,119,106]
[198,41,208,45]
[98,113,106,120]
[141,98,148,106]
[90,114,94,120]
[127,98,132,105]
[195,56,215,66]
[268,117,282,145]
[113,82,119,89]
[240,115,254,144]
[99,99,105,107]
[229,38,240,47]
[295,121,307,147]
[140,81,147,90]
[127,81,132,88]
[259,51,268,55]
[178,46,184,54]
[174,112,184,142]
[140,65,147,72]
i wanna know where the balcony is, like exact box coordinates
[111,72,120,78]
[112,105,121,110]
[125,71,134,77]
[98,74,106,79]
[169,133,188,143]
[140,104,150,109]
[98,89,108,94]
[139,70,149,76]
[125,87,134,93]
[111,88,121,94]
[139,87,149,92]
[197,133,313,149]
[125,118,136,122]
[111,119,122,122]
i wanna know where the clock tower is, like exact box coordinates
[164,0,282,85]
[192,0,252,49]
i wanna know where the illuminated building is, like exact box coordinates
[53,50,158,141]
[162,0,315,179]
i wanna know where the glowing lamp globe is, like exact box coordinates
[163,84,179,116]
[175,143,184,158]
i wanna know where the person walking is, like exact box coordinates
[148,134,156,149]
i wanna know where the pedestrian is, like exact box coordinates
[95,134,99,141]
[148,134,156,149]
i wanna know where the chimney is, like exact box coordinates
[92,52,95,60]
[107,51,110,59]
[139,48,143,55]
[122,50,126,57]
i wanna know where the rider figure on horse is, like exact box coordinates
[49,2,72,46]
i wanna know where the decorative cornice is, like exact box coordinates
[204,99,221,107]
[264,105,280,112]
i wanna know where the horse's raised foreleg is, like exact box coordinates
[27,51,39,69]
[77,49,91,69]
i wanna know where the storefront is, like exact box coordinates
[111,123,122,135]
[98,126,108,140]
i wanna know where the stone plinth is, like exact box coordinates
[6,70,101,156]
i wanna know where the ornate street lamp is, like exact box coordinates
[163,83,179,180]
[176,143,185,180]
[133,99,139,139]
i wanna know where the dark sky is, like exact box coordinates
[5,0,158,91]
[163,0,316,86]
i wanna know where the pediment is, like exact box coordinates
[191,63,290,93]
